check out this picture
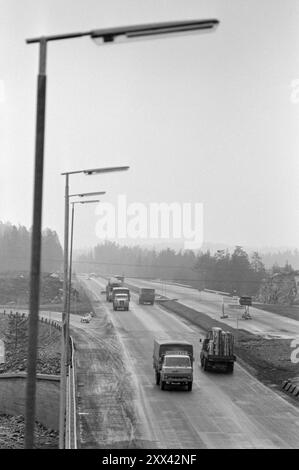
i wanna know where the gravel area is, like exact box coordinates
[0,414,58,449]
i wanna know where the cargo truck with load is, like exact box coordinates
[153,340,193,391]
[200,327,236,373]
[138,288,155,305]
[106,277,122,302]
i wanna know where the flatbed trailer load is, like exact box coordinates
[200,327,236,373]
[106,277,122,302]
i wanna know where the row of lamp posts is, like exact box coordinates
[24,18,219,448]
[59,167,128,448]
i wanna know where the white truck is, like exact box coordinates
[113,293,130,311]
[153,340,193,391]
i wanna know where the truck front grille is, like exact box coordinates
[167,376,190,381]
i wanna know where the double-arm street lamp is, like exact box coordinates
[59,168,128,448]
[25,18,219,449]
[67,198,100,315]
[68,198,100,305]
[67,195,104,314]
[65,192,105,415]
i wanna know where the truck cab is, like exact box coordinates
[153,340,193,391]
[113,293,130,311]
[160,354,193,391]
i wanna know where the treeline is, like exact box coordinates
[0,222,63,272]
[259,262,298,305]
[75,242,268,296]
[260,249,299,270]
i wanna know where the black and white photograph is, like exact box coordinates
[0,0,299,454]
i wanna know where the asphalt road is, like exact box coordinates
[75,275,299,449]
[126,278,299,339]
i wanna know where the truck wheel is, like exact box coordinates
[155,372,160,385]
[187,382,192,391]
[203,358,209,371]
[160,380,165,391]
[200,357,204,368]
[227,363,234,373]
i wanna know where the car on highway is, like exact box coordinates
[81,314,91,323]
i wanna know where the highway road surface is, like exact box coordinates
[73,274,299,449]
[126,278,299,339]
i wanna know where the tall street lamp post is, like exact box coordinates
[67,199,100,321]
[66,193,105,361]
[25,18,219,449]
[60,167,128,448]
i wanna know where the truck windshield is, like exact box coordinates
[164,356,190,367]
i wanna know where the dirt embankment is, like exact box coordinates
[0,272,63,307]
[0,272,93,318]
[254,302,299,321]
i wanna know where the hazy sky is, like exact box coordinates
[1,0,299,251]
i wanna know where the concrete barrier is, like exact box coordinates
[0,373,60,430]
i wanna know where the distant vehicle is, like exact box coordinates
[200,327,236,373]
[106,277,122,302]
[113,293,130,311]
[153,340,193,391]
[80,315,90,323]
[139,288,155,305]
[239,296,252,306]
[114,275,124,284]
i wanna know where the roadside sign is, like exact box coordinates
[0,339,5,363]
[239,296,252,306]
